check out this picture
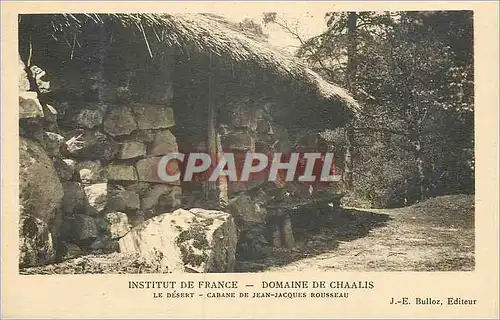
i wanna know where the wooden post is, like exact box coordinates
[272,224,283,247]
[205,53,229,208]
[206,53,218,202]
[217,132,229,206]
[281,214,295,248]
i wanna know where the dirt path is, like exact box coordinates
[236,195,474,272]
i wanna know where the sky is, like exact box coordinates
[215,11,330,53]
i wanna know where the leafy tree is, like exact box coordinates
[265,11,474,207]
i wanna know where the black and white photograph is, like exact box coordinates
[16,10,476,275]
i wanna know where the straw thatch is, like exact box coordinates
[19,13,360,116]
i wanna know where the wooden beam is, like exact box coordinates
[217,132,229,206]
[206,53,218,202]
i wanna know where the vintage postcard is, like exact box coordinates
[1,1,499,318]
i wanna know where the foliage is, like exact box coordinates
[238,18,269,40]
[268,11,474,207]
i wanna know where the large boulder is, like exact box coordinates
[119,208,238,273]
[19,214,55,267]
[19,138,64,223]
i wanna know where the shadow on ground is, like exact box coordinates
[235,207,392,272]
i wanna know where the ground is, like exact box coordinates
[20,194,474,274]
[236,194,475,272]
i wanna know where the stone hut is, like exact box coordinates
[18,13,359,270]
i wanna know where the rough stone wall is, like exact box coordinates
[219,99,290,195]
[19,56,64,267]
[52,44,182,242]
[19,33,183,265]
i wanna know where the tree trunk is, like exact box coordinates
[408,120,426,201]
[344,127,354,190]
[413,138,427,201]
[346,12,358,87]
[343,12,358,190]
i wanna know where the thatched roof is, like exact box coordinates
[19,13,360,117]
